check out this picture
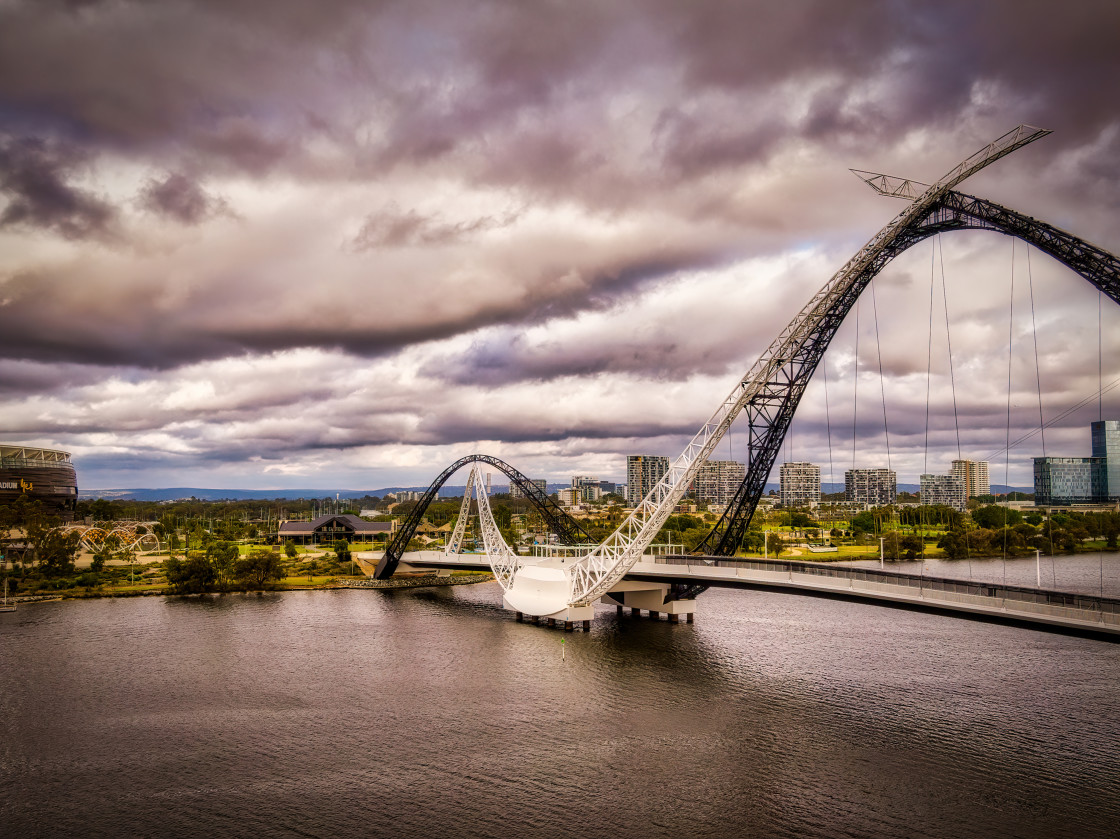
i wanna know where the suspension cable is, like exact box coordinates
[1003,239,1016,572]
[852,298,860,472]
[823,360,836,517]
[934,237,970,575]
[924,241,936,478]
[938,237,963,461]
[871,282,892,473]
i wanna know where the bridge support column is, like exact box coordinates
[583,620,591,631]
[616,604,623,616]
[631,607,642,618]
[650,610,659,621]
[564,621,573,632]
[686,613,694,624]
[669,614,679,624]
[516,612,523,622]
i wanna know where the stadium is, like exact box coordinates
[0,444,78,519]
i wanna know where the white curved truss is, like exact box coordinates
[59,521,162,555]
[444,467,477,555]
[565,125,1050,606]
[470,468,520,590]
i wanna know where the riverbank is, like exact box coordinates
[5,571,494,603]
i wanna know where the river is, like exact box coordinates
[1,582,1118,838]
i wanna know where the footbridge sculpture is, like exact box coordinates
[375,125,1120,623]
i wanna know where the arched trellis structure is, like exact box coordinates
[374,454,591,579]
[58,521,162,555]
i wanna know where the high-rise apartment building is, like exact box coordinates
[845,468,896,506]
[920,473,966,512]
[950,459,990,498]
[509,478,548,499]
[571,475,602,503]
[626,455,669,505]
[556,487,580,507]
[780,462,820,508]
[692,460,746,505]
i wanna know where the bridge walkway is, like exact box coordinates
[391,551,1120,640]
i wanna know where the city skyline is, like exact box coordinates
[2,2,1119,491]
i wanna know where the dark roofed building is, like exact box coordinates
[277,514,394,545]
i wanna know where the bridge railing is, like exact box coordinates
[657,555,1120,618]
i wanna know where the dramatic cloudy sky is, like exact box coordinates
[2,0,1119,491]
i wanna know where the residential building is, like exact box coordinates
[920,473,966,512]
[692,460,746,505]
[572,475,603,503]
[780,462,820,508]
[509,478,548,499]
[950,459,990,498]
[845,468,896,506]
[556,487,580,507]
[627,455,669,505]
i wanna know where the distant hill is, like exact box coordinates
[80,481,1032,502]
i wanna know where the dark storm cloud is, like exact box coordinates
[137,172,228,225]
[0,136,116,238]
[2,0,1120,487]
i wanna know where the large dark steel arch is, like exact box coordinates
[668,191,1120,602]
[374,454,591,579]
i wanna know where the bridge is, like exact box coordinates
[362,550,1120,639]
[368,125,1120,636]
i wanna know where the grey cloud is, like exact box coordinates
[0,136,116,238]
[352,203,518,250]
[138,172,229,225]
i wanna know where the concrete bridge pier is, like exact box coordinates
[604,582,696,624]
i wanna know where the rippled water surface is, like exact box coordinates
[2,584,1118,838]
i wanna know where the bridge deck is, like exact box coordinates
[398,552,1120,640]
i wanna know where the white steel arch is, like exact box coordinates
[564,125,1051,606]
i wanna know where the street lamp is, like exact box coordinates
[879,536,885,569]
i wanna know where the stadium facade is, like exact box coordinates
[0,444,78,519]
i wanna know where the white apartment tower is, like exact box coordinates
[845,468,897,506]
[920,473,966,512]
[626,455,669,505]
[692,460,746,505]
[951,460,990,498]
[780,462,821,508]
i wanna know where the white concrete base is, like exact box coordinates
[500,562,573,617]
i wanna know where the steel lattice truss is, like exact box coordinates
[374,454,591,579]
[564,125,1054,606]
[690,189,1120,571]
[372,125,1120,612]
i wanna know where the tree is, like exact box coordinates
[27,522,80,576]
[972,505,1021,529]
[284,540,298,560]
[235,549,284,589]
[899,534,923,559]
[165,551,217,593]
[207,541,238,589]
[333,540,351,563]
